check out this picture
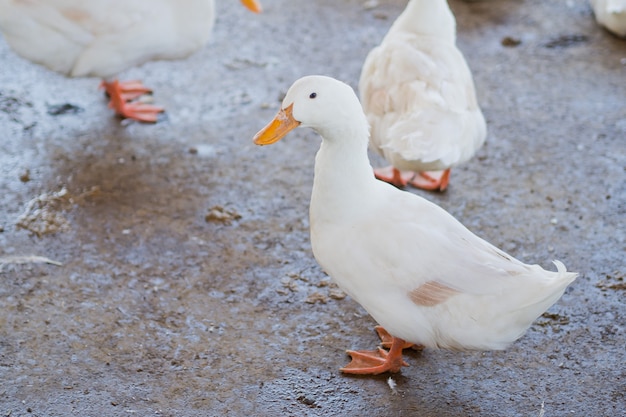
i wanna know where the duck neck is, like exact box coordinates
[388,0,456,42]
[310,123,377,223]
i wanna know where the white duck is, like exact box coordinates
[590,0,626,38]
[0,0,262,122]
[254,76,577,375]
[359,0,486,191]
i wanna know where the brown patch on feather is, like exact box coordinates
[62,8,91,24]
[409,281,458,307]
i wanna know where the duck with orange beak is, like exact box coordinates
[254,75,577,375]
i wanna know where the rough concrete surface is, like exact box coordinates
[0,0,624,416]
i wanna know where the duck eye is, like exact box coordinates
[309,92,317,99]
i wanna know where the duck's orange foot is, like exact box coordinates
[340,337,409,375]
[375,326,424,352]
[341,348,408,375]
[100,80,164,123]
[373,166,415,188]
[100,80,153,102]
[115,102,165,123]
[408,169,451,192]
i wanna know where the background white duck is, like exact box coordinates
[254,75,577,375]
[359,0,486,190]
[0,0,262,122]
[590,0,626,37]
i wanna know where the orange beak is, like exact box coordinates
[240,0,262,13]
[253,104,300,146]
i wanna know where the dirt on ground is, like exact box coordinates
[1,0,624,416]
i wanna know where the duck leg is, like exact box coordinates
[408,169,451,192]
[340,335,409,375]
[375,326,424,351]
[373,166,416,188]
[100,80,164,123]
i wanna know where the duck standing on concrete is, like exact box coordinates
[254,75,577,375]
[0,0,262,122]
[360,0,486,190]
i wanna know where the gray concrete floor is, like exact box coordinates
[1,0,625,416]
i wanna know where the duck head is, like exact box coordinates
[254,75,367,146]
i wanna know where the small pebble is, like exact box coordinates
[19,169,31,182]
[205,206,242,225]
[329,288,347,300]
[501,36,522,47]
[305,292,328,304]
[363,0,379,10]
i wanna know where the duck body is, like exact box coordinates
[0,0,261,122]
[590,0,626,37]
[359,0,486,189]
[311,173,573,351]
[254,76,577,373]
[0,0,216,78]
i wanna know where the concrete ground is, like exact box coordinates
[1,0,624,416]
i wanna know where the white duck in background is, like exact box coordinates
[0,0,262,122]
[359,0,486,191]
[590,0,626,37]
[254,76,577,375]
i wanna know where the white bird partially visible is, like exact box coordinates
[0,0,262,122]
[360,0,486,190]
[590,0,626,38]
[254,75,577,375]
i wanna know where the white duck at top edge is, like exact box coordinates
[0,0,262,122]
[359,0,486,190]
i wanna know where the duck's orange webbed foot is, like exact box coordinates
[373,166,416,188]
[117,103,165,123]
[407,169,451,192]
[100,80,153,102]
[340,336,409,375]
[100,80,164,123]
